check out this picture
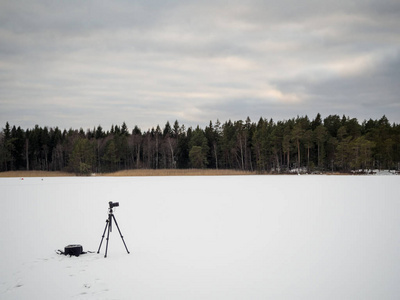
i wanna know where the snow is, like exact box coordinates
[1,175,400,299]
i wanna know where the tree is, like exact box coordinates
[252,118,269,172]
[343,117,361,138]
[351,136,375,171]
[282,121,294,171]
[163,121,172,137]
[121,122,129,136]
[68,138,95,175]
[213,120,222,169]
[95,125,105,139]
[302,130,313,171]
[311,113,322,130]
[188,126,209,168]
[103,139,119,172]
[128,126,142,169]
[205,121,220,169]
[270,121,284,172]
[10,126,25,170]
[324,115,341,137]
[235,120,246,170]
[291,122,305,170]
[189,146,207,168]
[220,120,236,169]
[315,125,327,169]
[176,125,189,168]
[326,136,338,172]
[336,126,352,171]
[155,125,161,169]
[1,122,14,171]
[163,121,177,168]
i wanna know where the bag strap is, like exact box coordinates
[56,249,65,255]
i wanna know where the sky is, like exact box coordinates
[1,0,400,132]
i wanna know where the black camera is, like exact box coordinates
[109,201,119,208]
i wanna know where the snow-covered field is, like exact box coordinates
[1,175,399,299]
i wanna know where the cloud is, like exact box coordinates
[1,0,400,130]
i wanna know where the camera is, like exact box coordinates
[109,201,119,208]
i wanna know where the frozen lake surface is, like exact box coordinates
[1,175,399,299]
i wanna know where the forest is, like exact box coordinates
[0,114,399,175]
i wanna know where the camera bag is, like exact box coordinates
[56,244,92,257]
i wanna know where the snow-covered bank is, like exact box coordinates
[1,176,399,299]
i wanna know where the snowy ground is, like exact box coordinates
[1,175,399,299]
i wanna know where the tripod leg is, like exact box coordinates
[112,214,130,254]
[104,215,112,257]
[97,219,109,254]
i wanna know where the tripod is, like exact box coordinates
[97,202,130,257]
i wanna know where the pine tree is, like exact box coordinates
[69,138,95,175]
[189,126,209,168]
[315,125,327,169]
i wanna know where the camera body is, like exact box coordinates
[109,201,119,209]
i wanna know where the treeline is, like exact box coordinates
[1,114,399,174]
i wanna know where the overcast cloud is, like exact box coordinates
[1,0,399,131]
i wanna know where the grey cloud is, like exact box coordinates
[1,0,400,130]
[272,52,400,122]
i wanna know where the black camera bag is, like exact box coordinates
[64,244,83,256]
[56,244,88,257]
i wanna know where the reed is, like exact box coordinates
[0,171,75,177]
[99,169,257,177]
[0,169,257,177]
